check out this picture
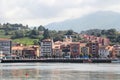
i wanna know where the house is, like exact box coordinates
[40,39,53,57]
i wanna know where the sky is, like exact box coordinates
[0,0,120,26]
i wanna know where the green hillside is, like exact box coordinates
[13,37,39,45]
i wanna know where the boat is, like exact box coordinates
[112,59,120,63]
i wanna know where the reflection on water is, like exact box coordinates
[0,63,120,80]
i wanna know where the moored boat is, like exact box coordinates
[112,59,120,63]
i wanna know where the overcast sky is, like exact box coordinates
[0,0,120,26]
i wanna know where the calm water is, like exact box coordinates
[0,63,120,80]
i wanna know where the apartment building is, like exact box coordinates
[0,38,12,57]
[53,41,63,58]
[40,39,53,57]
[86,41,99,58]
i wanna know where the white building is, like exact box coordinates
[40,39,53,57]
[98,46,109,58]
[0,38,12,58]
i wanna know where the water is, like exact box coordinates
[0,63,120,80]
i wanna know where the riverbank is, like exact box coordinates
[0,58,114,63]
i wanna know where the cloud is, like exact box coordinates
[0,0,120,26]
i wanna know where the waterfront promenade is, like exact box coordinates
[1,58,117,63]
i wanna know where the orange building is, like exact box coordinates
[53,41,63,57]
[12,45,39,58]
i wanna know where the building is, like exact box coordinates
[53,41,63,58]
[81,47,89,56]
[86,41,99,58]
[98,46,110,58]
[12,46,24,58]
[22,47,36,58]
[0,38,12,57]
[40,39,53,57]
[113,45,120,58]
[70,42,80,58]
[80,43,89,57]
[29,45,40,57]
[12,45,38,59]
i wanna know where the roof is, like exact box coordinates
[12,46,35,51]
[42,39,52,42]
[80,43,86,47]
[0,38,11,41]
[54,41,63,44]
[12,46,24,50]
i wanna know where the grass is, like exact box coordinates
[0,30,40,45]
[0,35,11,38]
[13,37,39,45]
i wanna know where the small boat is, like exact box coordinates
[112,60,120,63]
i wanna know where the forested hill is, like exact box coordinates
[0,23,120,45]
[0,23,79,45]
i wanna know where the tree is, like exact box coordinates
[106,29,117,43]
[116,35,120,43]
[11,30,24,39]
[53,35,63,42]
[101,30,107,35]
[29,29,39,39]
[38,25,45,31]
[65,30,73,35]
[31,29,39,35]
[33,40,39,45]
[43,29,50,39]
